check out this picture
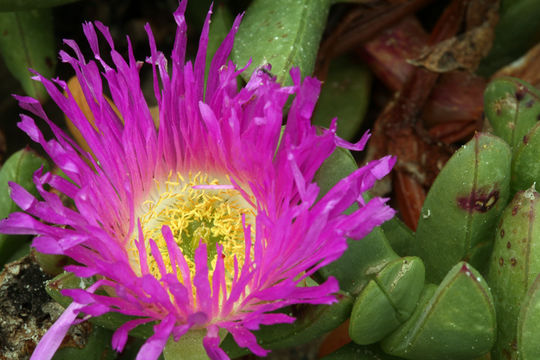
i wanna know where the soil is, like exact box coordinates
[0,255,92,360]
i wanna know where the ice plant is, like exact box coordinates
[0,1,395,359]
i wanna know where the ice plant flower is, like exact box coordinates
[0,1,395,359]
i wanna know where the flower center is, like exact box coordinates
[128,171,255,283]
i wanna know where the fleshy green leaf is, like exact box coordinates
[314,146,357,199]
[5,242,30,263]
[518,273,540,359]
[0,148,49,265]
[0,148,49,218]
[511,121,540,193]
[349,256,425,344]
[321,343,401,360]
[478,0,540,77]
[32,249,71,276]
[0,8,56,101]
[487,188,540,359]
[381,262,496,360]
[484,77,540,150]
[165,329,224,360]
[316,226,400,295]
[232,0,330,84]
[381,216,414,257]
[411,133,511,283]
[311,57,371,141]
[0,232,28,266]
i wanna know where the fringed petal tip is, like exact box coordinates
[12,93,40,105]
[333,127,372,152]
[372,155,397,179]
[135,315,176,360]
[227,326,269,358]
[112,318,153,352]
[203,325,230,360]
[173,0,188,25]
[346,197,396,240]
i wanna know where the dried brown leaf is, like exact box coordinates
[410,0,499,72]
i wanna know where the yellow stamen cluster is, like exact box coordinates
[128,171,255,286]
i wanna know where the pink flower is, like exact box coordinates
[0,1,395,359]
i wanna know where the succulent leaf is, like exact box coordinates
[232,0,330,85]
[321,342,401,360]
[381,262,496,360]
[518,273,540,359]
[0,149,49,265]
[349,256,425,344]
[0,8,55,101]
[311,56,371,141]
[478,0,540,76]
[511,121,540,193]
[484,77,540,150]
[412,133,511,283]
[487,188,540,359]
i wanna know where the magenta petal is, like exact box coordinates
[342,198,396,239]
[370,155,396,179]
[9,181,38,211]
[136,314,175,360]
[0,212,52,235]
[171,323,191,341]
[61,288,96,304]
[30,301,84,360]
[332,128,371,151]
[30,280,103,360]
[193,241,211,313]
[112,318,153,352]
[32,236,62,254]
[63,265,99,277]
[228,325,269,357]
[203,325,229,360]
[78,302,110,316]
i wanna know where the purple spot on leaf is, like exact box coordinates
[457,189,499,213]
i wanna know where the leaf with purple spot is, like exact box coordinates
[411,133,511,283]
